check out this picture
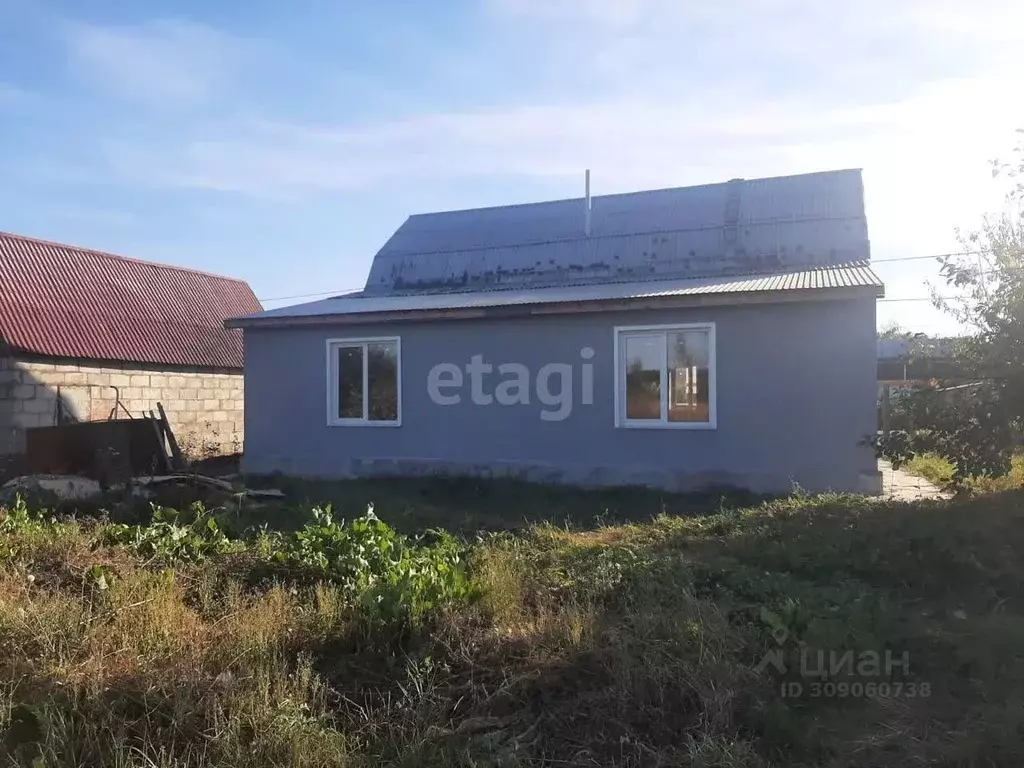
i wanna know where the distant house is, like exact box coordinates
[0,231,262,463]
[230,170,885,494]
[877,337,959,384]
[876,336,967,434]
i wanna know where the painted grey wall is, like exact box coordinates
[241,299,879,493]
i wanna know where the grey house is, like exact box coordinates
[230,170,885,493]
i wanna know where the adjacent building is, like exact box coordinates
[1,231,261,467]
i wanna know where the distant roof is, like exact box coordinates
[234,169,880,327]
[0,231,262,369]
[230,262,882,327]
[364,168,870,294]
[877,337,956,360]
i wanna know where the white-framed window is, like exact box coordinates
[613,323,716,429]
[326,337,402,426]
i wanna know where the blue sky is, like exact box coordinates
[1,0,1022,333]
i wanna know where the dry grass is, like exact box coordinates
[2,487,1024,766]
[903,452,1024,492]
[0,563,350,767]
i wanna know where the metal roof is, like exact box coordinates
[877,337,955,360]
[364,169,870,294]
[0,231,262,369]
[231,262,883,326]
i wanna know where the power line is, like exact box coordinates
[878,296,968,303]
[873,253,951,264]
[259,287,362,303]
[871,250,984,264]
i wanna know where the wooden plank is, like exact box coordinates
[137,474,235,492]
[156,402,184,470]
[148,412,171,473]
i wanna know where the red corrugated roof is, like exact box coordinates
[0,231,261,370]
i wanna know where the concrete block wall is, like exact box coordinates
[0,355,243,459]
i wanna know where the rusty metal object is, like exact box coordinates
[24,418,169,487]
[106,386,134,420]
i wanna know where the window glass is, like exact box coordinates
[338,346,364,419]
[617,325,714,427]
[667,330,710,423]
[623,333,662,420]
[367,341,399,421]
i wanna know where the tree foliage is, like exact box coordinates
[875,132,1024,486]
[878,320,908,339]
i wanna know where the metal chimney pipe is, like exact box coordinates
[584,169,592,236]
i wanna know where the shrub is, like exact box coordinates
[102,502,239,564]
[903,452,1024,492]
[270,505,474,626]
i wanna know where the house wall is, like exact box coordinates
[241,298,880,494]
[0,355,244,462]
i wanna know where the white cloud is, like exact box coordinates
[105,72,1023,217]
[85,0,1024,332]
[63,19,239,107]
[98,0,1024,196]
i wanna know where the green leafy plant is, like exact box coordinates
[2,495,474,630]
[0,494,34,535]
[272,504,474,625]
[0,494,67,562]
[86,563,116,592]
[0,494,56,536]
[102,502,237,564]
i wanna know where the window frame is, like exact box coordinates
[325,336,402,427]
[613,322,717,430]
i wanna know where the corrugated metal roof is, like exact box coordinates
[364,169,870,294]
[0,231,262,369]
[232,262,883,325]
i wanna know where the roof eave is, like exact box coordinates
[226,284,884,330]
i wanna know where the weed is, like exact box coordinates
[102,503,238,565]
[272,504,474,627]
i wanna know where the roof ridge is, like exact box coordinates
[355,260,875,299]
[407,168,864,219]
[0,230,251,285]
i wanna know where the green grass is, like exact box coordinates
[904,452,1024,492]
[2,483,1024,766]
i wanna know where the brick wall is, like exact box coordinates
[0,355,243,459]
